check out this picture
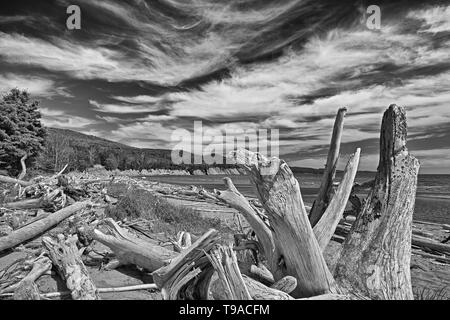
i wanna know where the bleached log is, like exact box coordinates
[334,105,419,300]
[313,149,360,250]
[309,107,347,227]
[42,235,99,300]
[232,149,339,298]
[0,201,90,253]
[214,177,278,273]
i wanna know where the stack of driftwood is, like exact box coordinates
[0,104,449,300]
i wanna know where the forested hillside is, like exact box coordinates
[37,128,235,174]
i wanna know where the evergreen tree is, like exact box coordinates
[0,89,46,175]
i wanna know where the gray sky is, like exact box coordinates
[1,0,449,173]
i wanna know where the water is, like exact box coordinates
[143,173,450,224]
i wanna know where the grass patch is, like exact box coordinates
[105,182,234,237]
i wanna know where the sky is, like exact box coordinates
[0,0,449,173]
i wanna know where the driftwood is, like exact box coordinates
[232,149,339,298]
[42,234,99,300]
[313,148,360,250]
[11,255,52,300]
[0,175,32,187]
[0,283,158,299]
[334,105,419,300]
[214,177,279,276]
[152,229,220,300]
[89,221,296,300]
[2,188,61,210]
[412,236,450,254]
[336,222,450,256]
[86,218,177,271]
[309,108,347,227]
[0,201,90,253]
[207,245,252,300]
[270,276,297,294]
[209,274,295,300]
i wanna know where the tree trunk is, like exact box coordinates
[334,105,419,300]
[17,154,28,181]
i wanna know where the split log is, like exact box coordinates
[309,107,347,227]
[232,149,339,298]
[0,201,90,253]
[313,148,360,250]
[207,245,252,300]
[334,105,419,300]
[11,255,52,300]
[42,234,99,300]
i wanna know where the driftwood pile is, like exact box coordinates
[0,104,449,300]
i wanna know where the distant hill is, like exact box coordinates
[39,128,234,173]
[47,127,173,164]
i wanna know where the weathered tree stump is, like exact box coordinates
[334,105,419,300]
